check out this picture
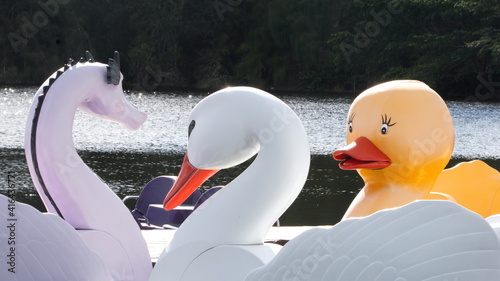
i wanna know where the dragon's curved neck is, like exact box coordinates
[25,63,130,230]
[25,59,152,280]
[26,66,86,219]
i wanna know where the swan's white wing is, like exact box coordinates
[246,200,500,281]
[0,194,112,281]
[487,214,500,241]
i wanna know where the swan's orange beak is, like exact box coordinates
[163,153,219,210]
[333,137,391,170]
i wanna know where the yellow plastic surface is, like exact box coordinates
[338,80,500,219]
[430,160,500,218]
[339,80,456,219]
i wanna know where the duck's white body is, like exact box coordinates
[150,87,310,280]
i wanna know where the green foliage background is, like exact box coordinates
[1,0,498,99]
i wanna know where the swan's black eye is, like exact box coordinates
[348,122,353,133]
[188,120,196,137]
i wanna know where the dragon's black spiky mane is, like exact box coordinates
[30,51,119,219]
[41,50,97,96]
[107,51,121,85]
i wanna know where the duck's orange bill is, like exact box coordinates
[163,153,219,210]
[333,137,391,170]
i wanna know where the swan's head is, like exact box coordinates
[78,52,147,130]
[333,80,454,187]
[163,86,298,210]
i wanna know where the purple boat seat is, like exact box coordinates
[147,185,224,228]
[194,186,223,210]
[123,176,202,229]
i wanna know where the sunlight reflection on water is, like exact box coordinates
[1,87,498,158]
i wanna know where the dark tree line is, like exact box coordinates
[1,0,498,100]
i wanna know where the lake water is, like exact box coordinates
[0,87,499,224]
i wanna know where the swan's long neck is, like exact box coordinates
[172,104,310,248]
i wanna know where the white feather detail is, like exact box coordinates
[246,200,500,281]
[0,194,112,281]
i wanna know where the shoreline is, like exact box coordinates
[2,84,499,103]
[1,146,499,161]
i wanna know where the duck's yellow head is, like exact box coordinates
[334,80,455,189]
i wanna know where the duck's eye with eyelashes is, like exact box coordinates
[380,114,396,135]
[188,120,196,138]
[348,113,355,133]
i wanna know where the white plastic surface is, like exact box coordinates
[246,200,500,281]
[149,87,311,280]
[181,244,281,281]
[0,194,113,280]
[487,214,500,241]
[23,57,151,280]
